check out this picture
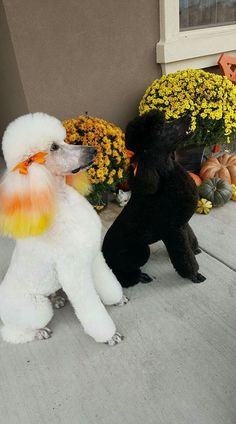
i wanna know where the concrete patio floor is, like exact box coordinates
[0,161,235,423]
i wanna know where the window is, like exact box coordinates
[156,0,236,74]
[180,0,236,30]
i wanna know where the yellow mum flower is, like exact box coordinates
[69,133,79,142]
[96,169,104,178]
[95,205,104,211]
[139,68,236,146]
[104,156,110,166]
[118,168,123,179]
[62,115,128,193]
[88,168,95,176]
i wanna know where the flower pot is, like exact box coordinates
[87,190,109,212]
[174,144,206,174]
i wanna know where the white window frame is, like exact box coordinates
[157,0,236,74]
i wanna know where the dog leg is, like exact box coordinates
[1,326,37,344]
[57,260,123,344]
[186,223,202,255]
[108,243,152,288]
[112,269,142,288]
[1,325,53,344]
[162,228,206,283]
[0,294,53,344]
[92,253,127,305]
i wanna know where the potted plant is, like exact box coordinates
[139,68,236,172]
[63,116,129,211]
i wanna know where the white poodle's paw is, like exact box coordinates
[1,325,36,344]
[35,327,53,340]
[114,295,129,306]
[106,332,124,346]
[50,294,66,309]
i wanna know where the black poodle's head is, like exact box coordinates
[125,110,192,195]
[125,110,192,160]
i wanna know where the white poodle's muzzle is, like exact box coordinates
[46,143,97,176]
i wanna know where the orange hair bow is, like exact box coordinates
[126,149,138,176]
[13,152,48,175]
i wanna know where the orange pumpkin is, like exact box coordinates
[200,154,236,184]
[188,172,202,186]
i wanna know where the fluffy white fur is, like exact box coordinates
[0,113,126,345]
[2,113,66,170]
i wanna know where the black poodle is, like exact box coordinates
[102,110,206,287]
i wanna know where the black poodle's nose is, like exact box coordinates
[183,112,191,123]
[181,113,192,135]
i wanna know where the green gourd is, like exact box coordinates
[199,177,232,207]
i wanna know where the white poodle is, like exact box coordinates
[0,113,128,345]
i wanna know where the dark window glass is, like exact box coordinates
[180,0,236,31]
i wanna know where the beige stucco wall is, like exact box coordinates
[0,1,28,142]
[1,0,160,141]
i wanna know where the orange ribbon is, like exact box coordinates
[13,152,48,175]
[125,149,135,159]
[126,149,138,176]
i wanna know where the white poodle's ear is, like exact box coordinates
[0,163,56,238]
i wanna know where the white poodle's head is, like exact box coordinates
[0,113,96,239]
[2,112,96,175]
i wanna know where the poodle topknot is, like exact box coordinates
[0,112,127,345]
[2,112,66,170]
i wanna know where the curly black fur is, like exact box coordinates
[102,110,206,287]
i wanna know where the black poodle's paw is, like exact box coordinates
[139,272,153,284]
[191,273,206,284]
[194,248,202,255]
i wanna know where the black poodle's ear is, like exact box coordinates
[125,116,142,152]
[129,164,160,195]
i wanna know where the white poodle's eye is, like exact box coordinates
[50,143,60,151]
